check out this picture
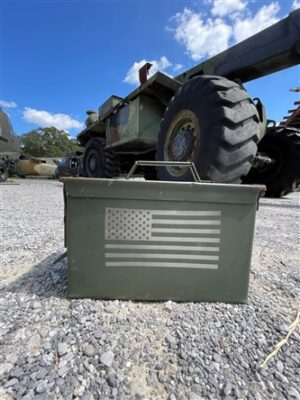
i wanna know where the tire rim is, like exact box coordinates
[86,150,100,176]
[163,110,200,177]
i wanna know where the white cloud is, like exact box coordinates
[173,63,184,72]
[233,2,280,42]
[23,107,84,131]
[0,99,17,108]
[292,0,300,9]
[211,0,247,17]
[124,56,172,85]
[169,2,281,61]
[172,8,232,60]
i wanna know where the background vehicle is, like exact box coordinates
[55,151,83,178]
[0,108,21,182]
[77,10,300,197]
[0,109,57,181]
[243,93,300,197]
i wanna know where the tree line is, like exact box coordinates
[20,127,81,157]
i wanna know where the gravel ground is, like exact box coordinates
[0,179,299,400]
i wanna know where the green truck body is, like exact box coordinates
[76,9,300,198]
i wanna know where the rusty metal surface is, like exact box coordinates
[139,62,153,85]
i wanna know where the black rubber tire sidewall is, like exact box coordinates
[156,81,214,182]
[83,137,120,178]
[156,76,259,183]
[83,138,106,178]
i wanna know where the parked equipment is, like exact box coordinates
[0,108,20,182]
[77,10,300,197]
[0,109,57,181]
[55,151,83,178]
[243,94,300,197]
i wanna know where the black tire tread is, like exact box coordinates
[156,75,259,183]
[83,137,120,178]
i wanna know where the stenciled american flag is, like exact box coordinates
[104,207,221,269]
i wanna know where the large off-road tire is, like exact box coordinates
[243,129,300,197]
[0,164,8,182]
[156,75,260,183]
[83,137,120,178]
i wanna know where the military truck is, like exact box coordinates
[77,9,300,197]
[0,108,20,182]
[0,109,57,181]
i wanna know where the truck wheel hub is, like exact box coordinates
[87,151,99,173]
[164,110,200,177]
[171,127,195,161]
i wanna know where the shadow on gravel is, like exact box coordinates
[4,252,67,298]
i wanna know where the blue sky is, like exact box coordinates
[1,0,299,137]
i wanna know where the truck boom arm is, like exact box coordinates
[176,9,300,84]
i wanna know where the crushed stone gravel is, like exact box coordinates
[0,179,299,399]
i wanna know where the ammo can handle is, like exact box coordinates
[126,160,201,182]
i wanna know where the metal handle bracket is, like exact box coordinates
[126,160,201,182]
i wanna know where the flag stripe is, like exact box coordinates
[151,228,220,234]
[105,244,220,252]
[106,207,221,216]
[152,219,221,225]
[144,236,220,243]
[105,253,219,260]
[151,210,221,216]
[106,261,218,269]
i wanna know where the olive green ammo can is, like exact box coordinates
[63,178,264,303]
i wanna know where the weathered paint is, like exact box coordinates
[77,72,181,146]
[105,95,165,152]
[0,109,20,160]
[99,96,123,118]
[63,177,265,303]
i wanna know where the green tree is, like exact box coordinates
[20,127,82,157]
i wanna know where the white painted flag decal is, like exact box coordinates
[104,208,221,269]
